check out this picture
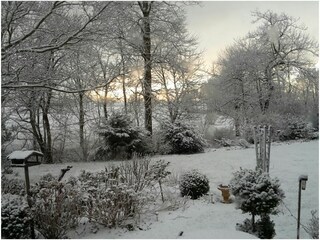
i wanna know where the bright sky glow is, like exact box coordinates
[185,1,319,68]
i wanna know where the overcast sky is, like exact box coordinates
[185,1,319,68]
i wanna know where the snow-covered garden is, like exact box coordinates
[3,139,318,239]
[1,1,319,239]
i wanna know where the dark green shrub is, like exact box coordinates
[236,215,276,239]
[98,113,152,160]
[1,194,32,239]
[158,121,206,154]
[179,170,210,199]
[256,215,276,239]
[230,168,284,234]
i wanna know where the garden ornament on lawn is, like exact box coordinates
[253,125,272,173]
[217,184,231,203]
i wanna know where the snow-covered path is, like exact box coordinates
[10,140,319,239]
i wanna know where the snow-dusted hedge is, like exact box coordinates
[31,174,83,239]
[1,174,25,195]
[158,121,206,154]
[97,113,152,160]
[76,158,171,227]
[1,194,32,239]
[179,169,209,199]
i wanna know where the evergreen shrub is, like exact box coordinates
[1,194,32,239]
[230,168,284,237]
[179,169,209,199]
[97,113,152,160]
[256,215,276,239]
[158,121,206,154]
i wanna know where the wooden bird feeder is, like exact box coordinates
[7,150,43,239]
[7,150,43,167]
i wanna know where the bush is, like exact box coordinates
[31,175,83,239]
[97,113,152,160]
[179,170,210,199]
[230,169,285,215]
[212,127,235,140]
[1,175,25,195]
[158,121,206,154]
[77,158,171,227]
[1,194,32,239]
[236,215,275,239]
[307,210,319,239]
[256,215,276,239]
[78,167,143,227]
[230,169,284,232]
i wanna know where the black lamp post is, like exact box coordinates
[297,174,308,239]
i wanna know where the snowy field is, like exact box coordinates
[9,140,319,239]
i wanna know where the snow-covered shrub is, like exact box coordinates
[31,175,83,239]
[1,194,32,239]
[150,160,171,202]
[78,168,142,227]
[1,175,25,195]
[236,215,275,239]
[179,170,210,199]
[97,113,152,160]
[78,158,172,227]
[212,127,235,140]
[255,215,276,239]
[230,168,285,233]
[278,120,310,141]
[307,210,319,239]
[157,121,206,154]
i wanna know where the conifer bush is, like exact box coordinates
[179,169,210,199]
[97,113,152,160]
[230,168,284,238]
[158,121,206,154]
[1,194,32,239]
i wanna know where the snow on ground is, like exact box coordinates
[8,140,319,239]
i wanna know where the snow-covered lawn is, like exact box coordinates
[9,140,319,239]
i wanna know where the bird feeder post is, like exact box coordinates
[7,150,44,239]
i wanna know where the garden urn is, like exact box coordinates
[217,184,231,203]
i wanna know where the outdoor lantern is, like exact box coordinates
[299,175,308,190]
[7,150,43,167]
[297,174,308,239]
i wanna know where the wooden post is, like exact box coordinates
[24,166,35,239]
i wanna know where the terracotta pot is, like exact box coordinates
[217,184,231,203]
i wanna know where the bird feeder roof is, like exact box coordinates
[7,150,44,160]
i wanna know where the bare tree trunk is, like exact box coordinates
[42,91,53,163]
[79,92,87,161]
[120,45,128,114]
[103,85,108,120]
[139,1,153,134]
